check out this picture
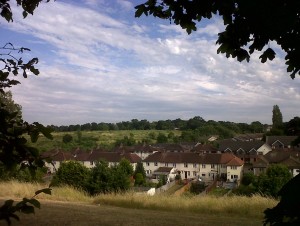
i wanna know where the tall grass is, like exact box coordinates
[94,192,277,218]
[0,181,277,218]
[0,181,92,203]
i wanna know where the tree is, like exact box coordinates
[272,105,283,130]
[134,162,146,186]
[85,160,112,195]
[156,132,168,143]
[0,1,54,224]
[256,164,292,198]
[110,159,133,192]
[0,91,22,120]
[50,161,90,190]
[135,1,300,78]
[86,159,133,195]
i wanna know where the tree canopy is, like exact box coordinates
[135,0,300,79]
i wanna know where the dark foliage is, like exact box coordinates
[264,174,300,225]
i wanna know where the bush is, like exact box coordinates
[134,173,144,186]
[62,134,73,143]
[241,172,256,186]
[190,182,206,194]
[50,161,90,190]
[232,184,257,196]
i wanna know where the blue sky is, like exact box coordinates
[1,0,300,126]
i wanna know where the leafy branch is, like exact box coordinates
[0,188,52,225]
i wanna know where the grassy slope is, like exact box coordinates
[0,181,277,226]
[28,130,181,152]
[2,200,264,226]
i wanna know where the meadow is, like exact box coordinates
[28,130,181,152]
[0,181,277,226]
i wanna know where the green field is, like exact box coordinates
[27,130,181,152]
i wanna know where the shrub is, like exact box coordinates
[190,181,206,194]
[241,172,256,186]
[62,134,73,143]
[134,173,144,186]
[50,161,90,190]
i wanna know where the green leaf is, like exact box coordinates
[35,188,52,196]
[20,204,34,214]
[135,5,145,18]
[22,11,28,18]
[259,48,276,63]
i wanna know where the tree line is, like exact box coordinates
[51,117,267,133]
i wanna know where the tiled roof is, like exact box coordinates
[50,151,75,161]
[143,152,244,165]
[264,150,300,164]
[218,140,265,153]
[143,152,201,163]
[88,151,141,163]
[226,156,244,166]
[154,167,173,173]
[191,144,218,153]
[266,136,297,146]
[151,143,187,152]
[253,156,269,168]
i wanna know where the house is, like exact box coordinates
[42,149,75,173]
[198,153,244,182]
[218,140,272,163]
[143,152,201,180]
[252,156,269,175]
[266,136,298,149]
[143,152,244,183]
[43,149,141,172]
[191,143,218,153]
[264,149,300,177]
[85,150,141,170]
[251,149,300,177]
[152,167,177,182]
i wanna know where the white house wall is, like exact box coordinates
[257,144,272,155]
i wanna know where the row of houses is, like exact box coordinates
[42,136,300,184]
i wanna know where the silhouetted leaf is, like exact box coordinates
[35,188,52,196]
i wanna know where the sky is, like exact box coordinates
[1,0,300,126]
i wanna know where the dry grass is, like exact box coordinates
[94,192,277,218]
[0,181,92,203]
[0,181,278,225]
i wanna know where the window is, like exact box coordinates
[154,162,158,166]
[193,163,197,168]
[165,163,168,167]
[231,166,237,170]
[222,164,226,168]
[187,171,190,176]
[202,173,206,177]
[202,164,206,169]
[184,163,188,168]
[173,163,176,167]
[90,161,94,166]
[193,171,197,176]
[146,162,150,166]
[231,175,238,179]
[211,164,215,169]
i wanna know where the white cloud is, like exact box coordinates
[1,0,300,125]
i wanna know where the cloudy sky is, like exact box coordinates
[1,0,300,126]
